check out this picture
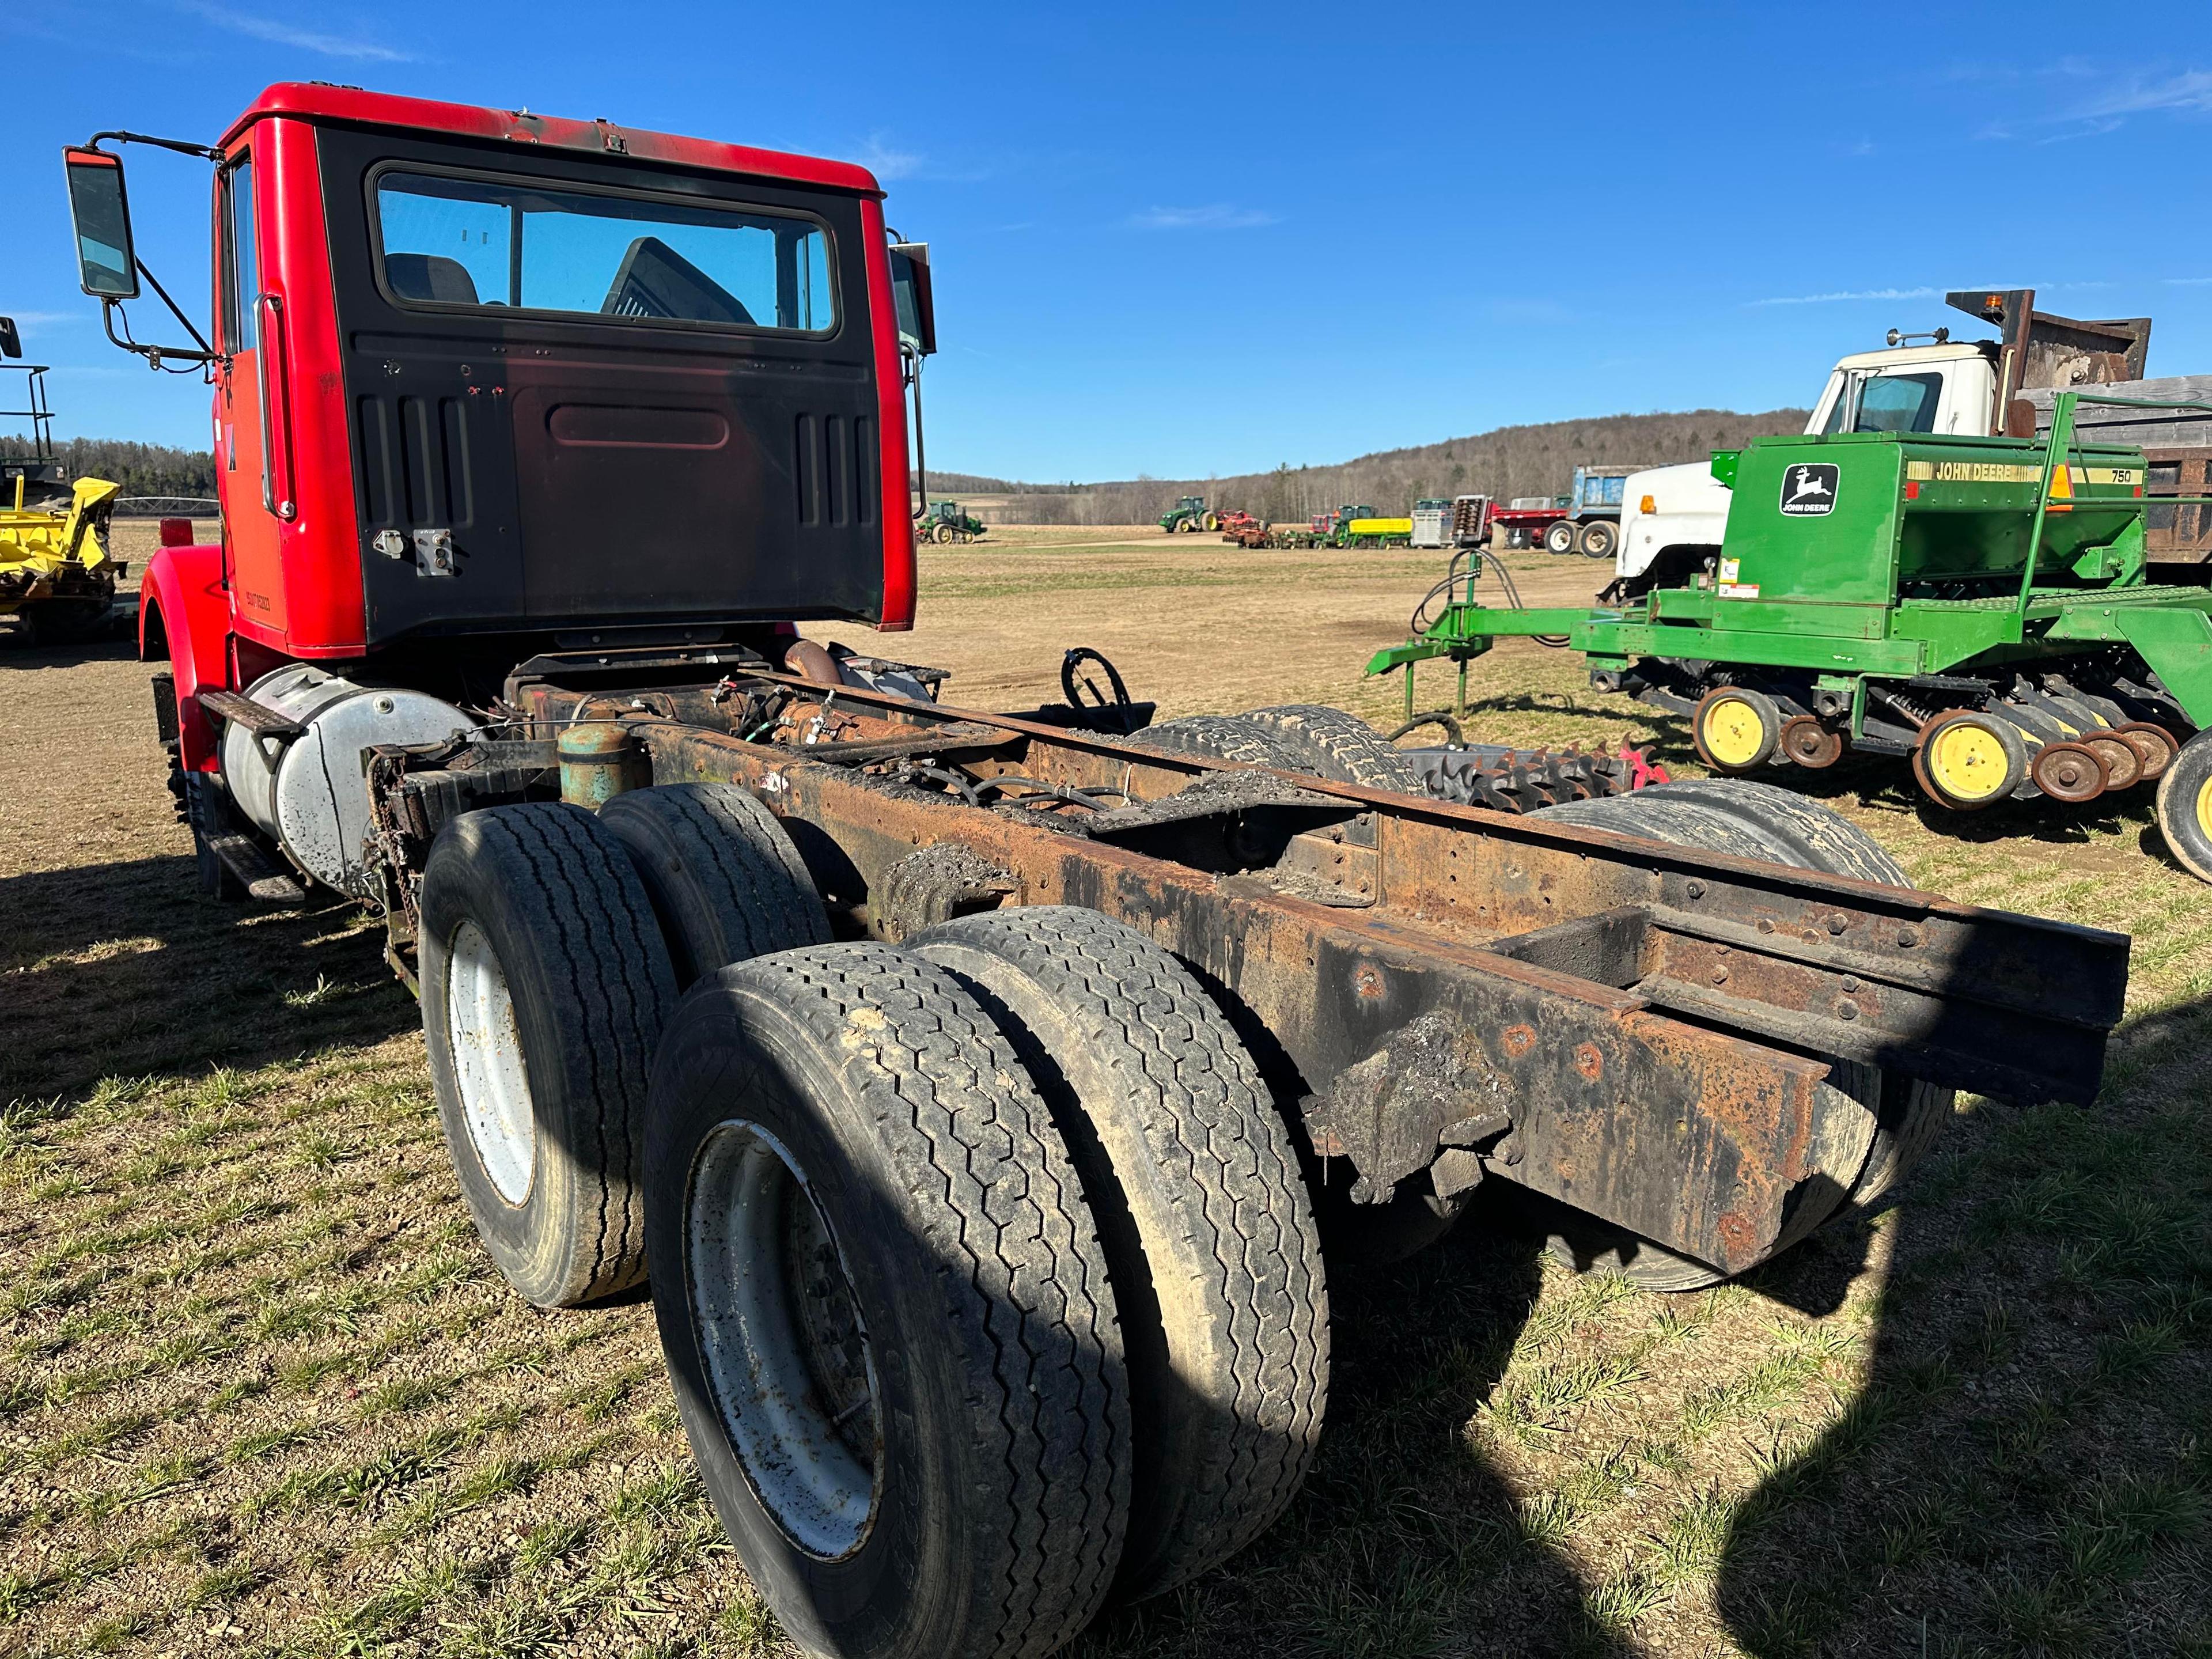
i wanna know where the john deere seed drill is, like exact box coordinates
[1370,392,2212,880]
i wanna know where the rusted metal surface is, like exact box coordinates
[198,687,303,738]
[484,671,2128,1277]
[2142,448,2212,570]
[556,722,647,808]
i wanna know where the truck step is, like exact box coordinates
[206,829,308,904]
[198,688,303,738]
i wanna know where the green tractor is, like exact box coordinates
[1160,495,1218,534]
[916,499,987,544]
[1370,391,2212,880]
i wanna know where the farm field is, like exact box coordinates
[2,520,2209,1658]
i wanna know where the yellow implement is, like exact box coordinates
[1346,516,1413,539]
[0,475,122,642]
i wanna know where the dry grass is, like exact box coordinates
[2,521,2207,1657]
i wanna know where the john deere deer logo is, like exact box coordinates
[1779,462,1840,517]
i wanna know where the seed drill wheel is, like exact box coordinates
[1912,709,2027,811]
[1692,686,1782,774]
[2080,731,2142,791]
[2030,740,2108,804]
[1542,519,1578,555]
[1778,713,1844,770]
[646,945,1129,1659]
[2153,731,2212,884]
[2118,722,2181,781]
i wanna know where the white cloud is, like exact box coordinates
[1750,286,1940,307]
[1977,65,2212,141]
[853,135,923,182]
[2069,69,2212,120]
[1130,204,1278,231]
[174,1,412,62]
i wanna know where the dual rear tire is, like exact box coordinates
[416,788,1329,1656]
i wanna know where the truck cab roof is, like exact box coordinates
[221,83,886,196]
[1831,340,1995,373]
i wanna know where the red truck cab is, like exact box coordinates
[67,85,926,772]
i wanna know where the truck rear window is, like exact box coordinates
[373,170,835,334]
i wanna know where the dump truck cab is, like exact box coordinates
[65,84,931,773]
[1806,342,2000,439]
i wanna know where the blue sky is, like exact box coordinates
[7,0,2212,478]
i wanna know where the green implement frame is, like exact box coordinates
[1369,392,2212,732]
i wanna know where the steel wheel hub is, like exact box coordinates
[446,919,536,1204]
[688,1120,881,1560]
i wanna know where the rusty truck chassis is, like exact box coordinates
[350,646,2126,1281]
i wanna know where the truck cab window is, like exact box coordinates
[1854,372,1942,434]
[1819,370,1943,435]
[220,158,257,351]
[374,171,835,332]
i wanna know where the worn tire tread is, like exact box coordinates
[1125,714,1310,771]
[714,943,1129,1657]
[914,907,1328,1598]
[1242,703,1423,792]
[599,782,828,983]
[422,802,673,1305]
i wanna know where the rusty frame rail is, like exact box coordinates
[489,669,2127,1278]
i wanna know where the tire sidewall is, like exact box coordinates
[419,817,597,1306]
[645,979,985,1658]
[2156,734,2212,884]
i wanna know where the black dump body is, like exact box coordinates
[318,125,889,647]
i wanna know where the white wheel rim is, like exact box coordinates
[688,1119,881,1560]
[445,919,536,1205]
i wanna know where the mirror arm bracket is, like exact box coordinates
[83,130,225,164]
[135,256,215,357]
[103,291,218,372]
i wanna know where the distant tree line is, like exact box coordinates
[945,408,1812,526]
[2,435,218,510]
[14,410,1814,527]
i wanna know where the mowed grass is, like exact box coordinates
[3,523,2209,1657]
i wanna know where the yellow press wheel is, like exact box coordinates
[1692,687,1782,775]
[1912,709,2027,811]
[2153,730,2212,884]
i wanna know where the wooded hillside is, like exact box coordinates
[933,407,1810,525]
[3,435,217,507]
[19,406,1811,525]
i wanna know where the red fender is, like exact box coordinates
[140,542,231,771]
